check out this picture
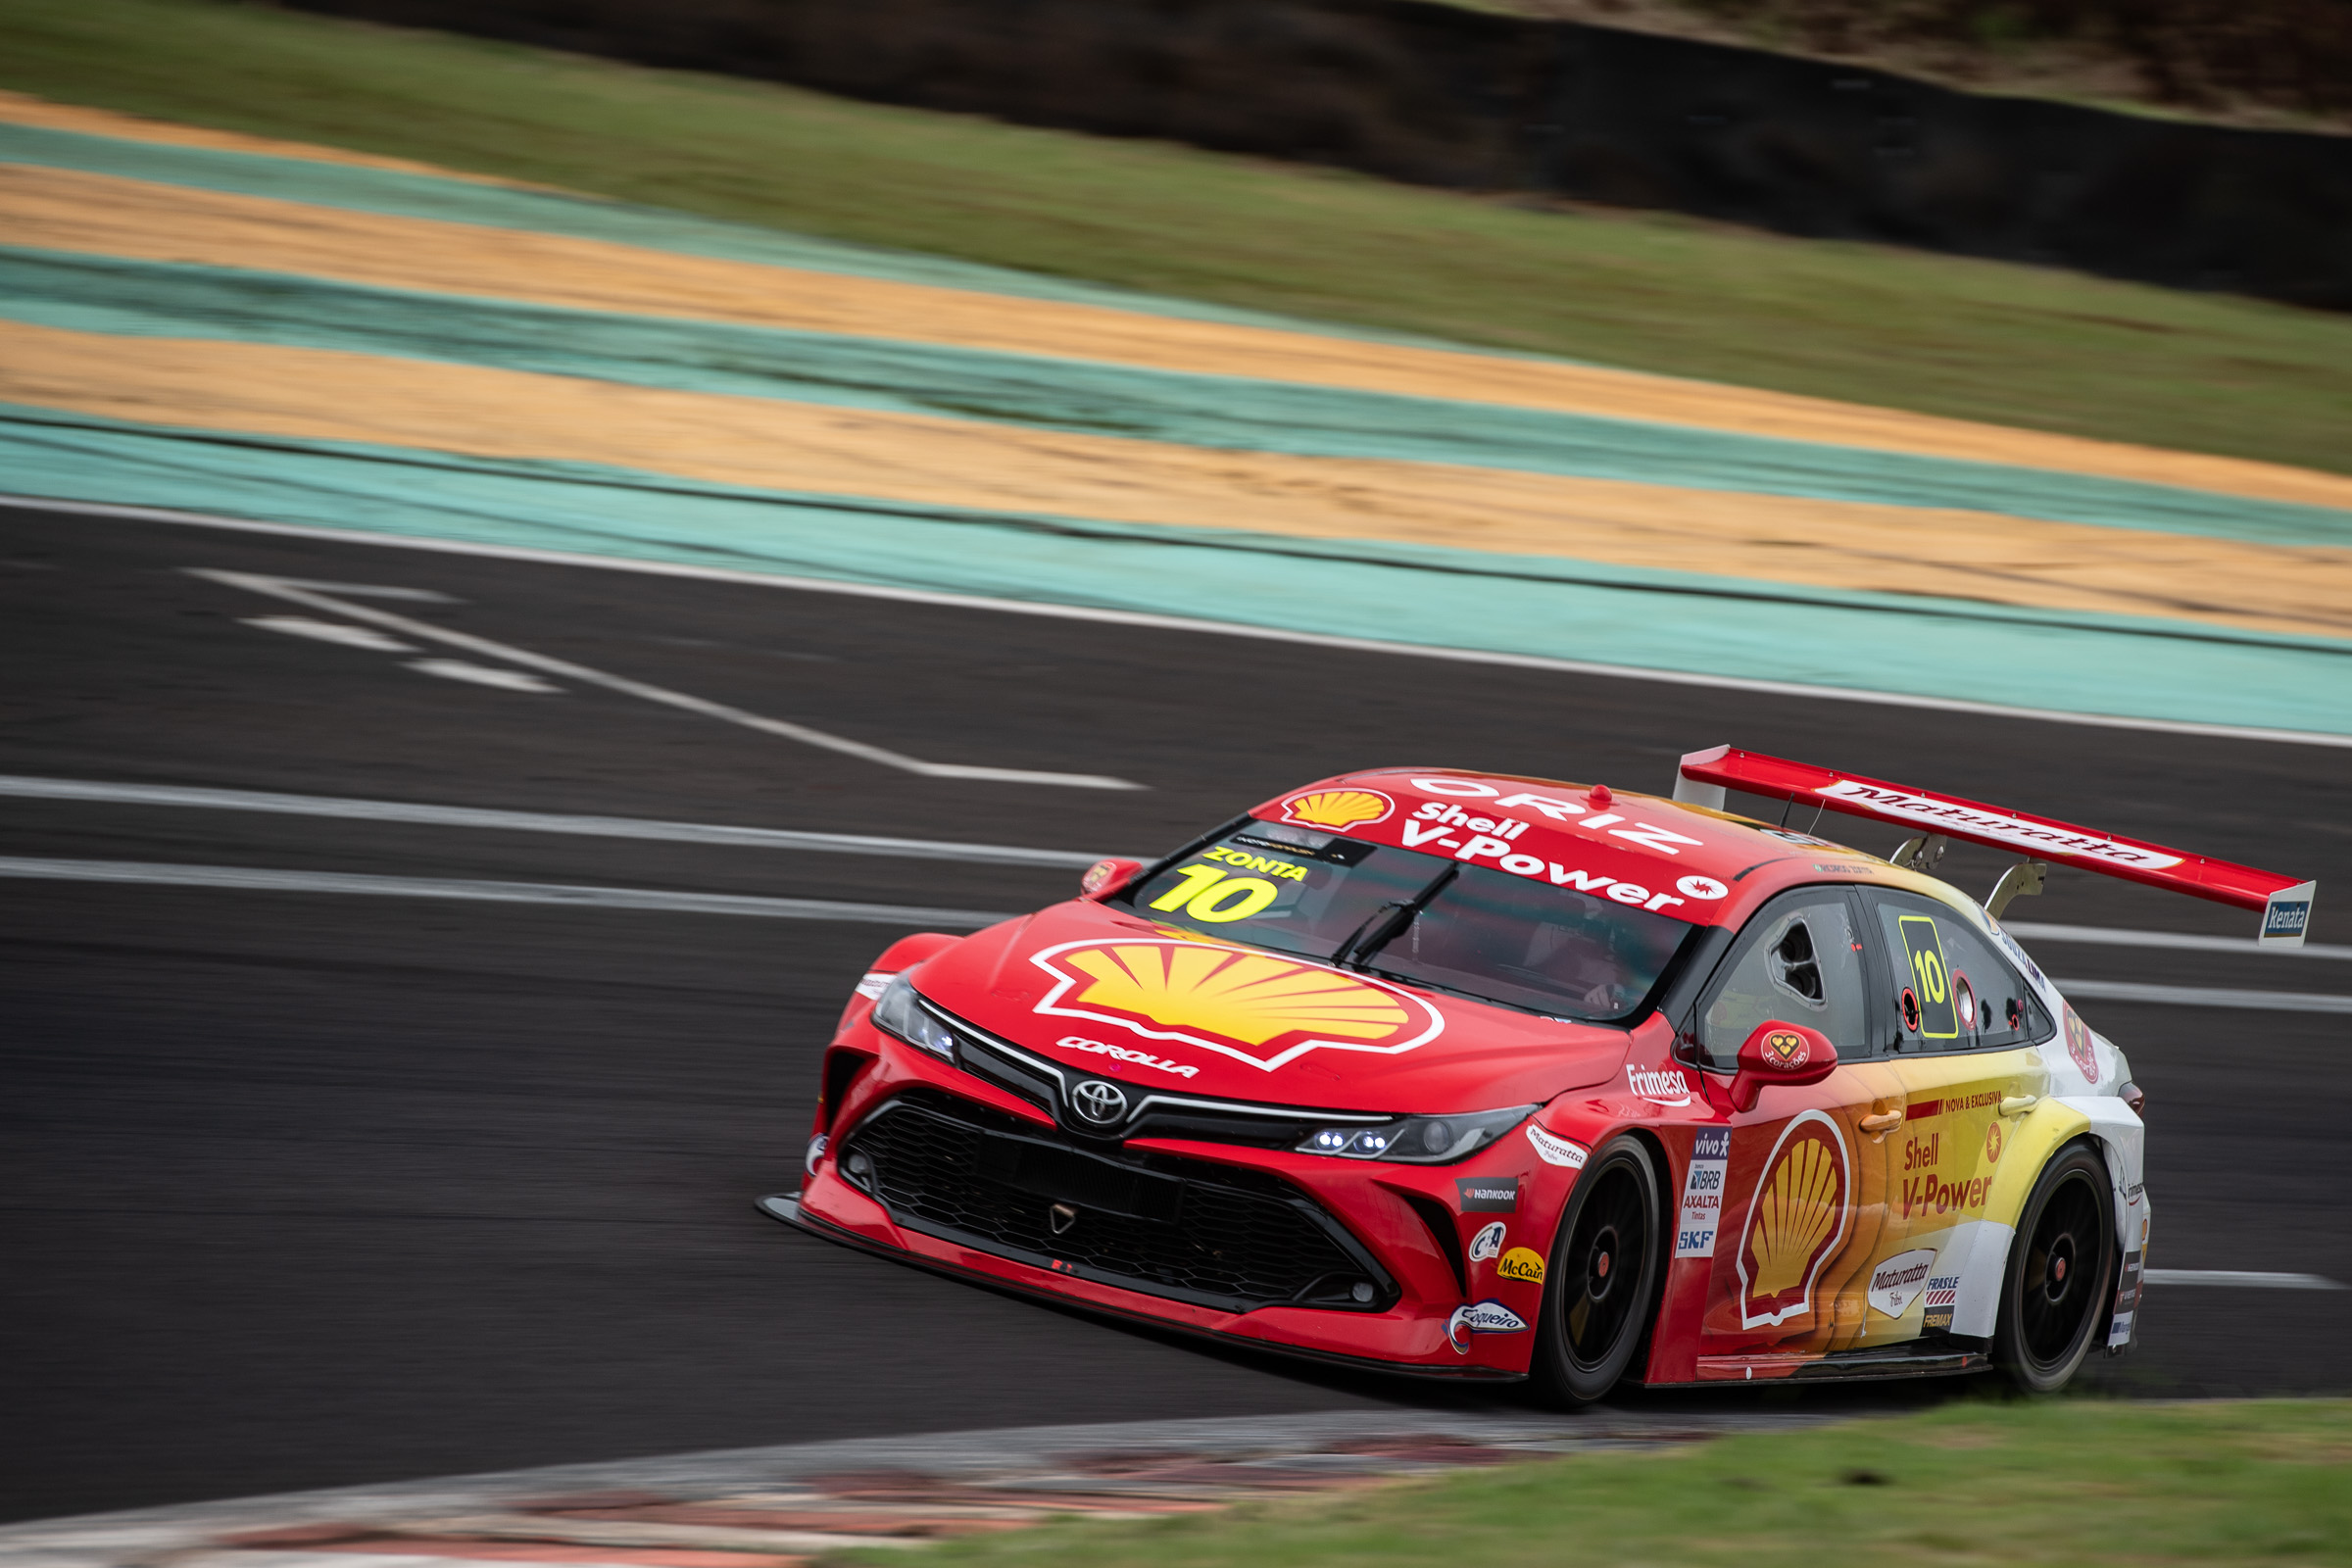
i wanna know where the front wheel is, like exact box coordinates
[1994,1141,2116,1393]
[1529,1135,1663,1406]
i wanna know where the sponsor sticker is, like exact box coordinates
[1760,1029,1809,1069]
[1813,781,2183,870]
[1626,1063,1694,1107]
[1200,845,1310,882]
[1993,927,2046,989]
[1676,1127,1731,1258]
[1054,1035,1199,1078]
[1497,1248,1547,1284]
[855,970,892,1000]
[1526,1124,1589,1168]
[806,1134,828,1175]
[1922,1272,1961,1331]
[2063,1005,2100,1083]
[1984,1121,2005,1164]
[1029,938,1445,1072]
[1281,788,1394,831]
[2264,898,2313,941]
[1467,1221,1506,1262]
[1866,1248,1938,1317]
[1456,1176,1520,1213]
[1446,1298,1529,1352]
[1736,1110,1852,1329]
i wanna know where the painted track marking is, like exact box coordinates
[243,614,412,652]
[189,568,1144,791]
[2143,1270,2344,1289]
[406,657,559,693]
[0,774,1112,867]
[2013,921,2352,960]
[13,495,2345,751]
[2053,979,2352,1014]
[0,856,1012,927]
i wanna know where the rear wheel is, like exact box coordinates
[1530,1136,1663,1406]
[1994,1142,2116,1393]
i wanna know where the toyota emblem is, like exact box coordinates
[1070,1078,1128,1126]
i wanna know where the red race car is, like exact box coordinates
[763,749,2315,1399]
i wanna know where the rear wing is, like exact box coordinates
[1672,745,2317,947]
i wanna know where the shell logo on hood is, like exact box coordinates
[1028,939,1444,1071]
[1736,1110,1852,1329]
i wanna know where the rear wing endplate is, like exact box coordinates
[1673,745,2317,947]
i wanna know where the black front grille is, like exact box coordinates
[841,1089,1393,1313]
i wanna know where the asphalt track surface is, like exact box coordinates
[5,499,2349,1524]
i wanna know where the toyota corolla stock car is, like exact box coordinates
[763,746,2316,1400]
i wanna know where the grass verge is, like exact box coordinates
[843,1398,2352,1568]
[3,0,2350,475]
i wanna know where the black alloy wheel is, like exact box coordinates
[1531,1136,1663,1405]
[1995,1142,2117,1393]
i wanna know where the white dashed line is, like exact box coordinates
[192,569,1142,790]
[0,856,1012,927]
[0,775,1113,867]
[2054,979,2352,1014]
[407,658,560,693]
[22,493,2350,751]
[243,615,414,653]
[2012,921,2352,960]
[2143,1270,2345,1290]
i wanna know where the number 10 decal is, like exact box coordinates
[1149,863,1282,923]
[1898,914,1960,1040]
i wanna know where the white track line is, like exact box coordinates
[405,657,560,693]
[243,615,414,652]
[10,494,2347,751]
[2143,1270,2345,1290]
[0,775,1111,867]
[2055,979,2352,1014]
[0,856,1012,927]
[2013,921,2352,960]
[188,569,1143,791]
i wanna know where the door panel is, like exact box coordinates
[1863,890,2055,1339]
[1686,890,1898,1366]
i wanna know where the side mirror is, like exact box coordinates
[1729,1021,1838,1112]
[1080,858,1146,901]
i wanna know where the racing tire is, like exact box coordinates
[1994,1141,2116,1394]
[1529,1135,1664,1406]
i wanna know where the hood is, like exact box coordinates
[908,900,1633,1114]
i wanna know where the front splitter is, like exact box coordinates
[755,1192,1525,1384]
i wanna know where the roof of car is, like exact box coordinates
[1248,766,1916,928]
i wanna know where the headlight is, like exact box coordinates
[1298,1104,1536,1163]
[870,973,957,1058]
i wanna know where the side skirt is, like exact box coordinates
[1695,1342,1992,1384]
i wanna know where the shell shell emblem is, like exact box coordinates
[1028,938,1443,1071]
[1278,788,1394,832]
[1761,1029,1809,1069]
[1736,1110,1852,1329]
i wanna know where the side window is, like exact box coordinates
[1866,890,2051,1053]
[1693,892,1868,1071]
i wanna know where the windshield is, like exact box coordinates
[1122,821,1694,1021]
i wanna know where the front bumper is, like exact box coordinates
[785,1021,1577,1377]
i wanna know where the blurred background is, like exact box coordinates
[2,0,2347,1546]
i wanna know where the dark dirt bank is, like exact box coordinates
[278,0,2352,307]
